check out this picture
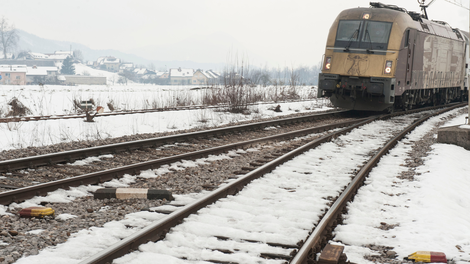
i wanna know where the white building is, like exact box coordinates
[169,68,194,85]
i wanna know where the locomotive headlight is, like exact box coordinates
[384,61,392,74]
[325,57,332,70]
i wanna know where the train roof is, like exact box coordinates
[369,2,463,40]
[329,2,463,45]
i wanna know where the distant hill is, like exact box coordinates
[15,29,226,70]
[126,32,267,68]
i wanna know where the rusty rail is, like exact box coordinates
[0,116,368,205]
[0,99,328,123]
[0,110,351,173]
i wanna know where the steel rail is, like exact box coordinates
[77,115,381,264]
[0,107,216,123]
[0,110,351,173]
[289,102,467,264]
[0,99,322,123]
[0,117,368,205]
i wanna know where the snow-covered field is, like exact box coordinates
[0,85,326,151]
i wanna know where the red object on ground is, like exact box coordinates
[430,252,447,263]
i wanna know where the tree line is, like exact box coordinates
[237,65,320,87]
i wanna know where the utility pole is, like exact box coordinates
[444,0,470,123]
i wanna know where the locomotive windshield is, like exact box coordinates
[335,20,392,52]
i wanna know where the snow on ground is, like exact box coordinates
[0,84,319,117]
[333,111,470,264]
[0,85,326,150]
[0,82,468,264]
[11,108,416,264]
[8,108,468,264]
[0,101,327,150]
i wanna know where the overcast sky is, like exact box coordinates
[2,0,469,67]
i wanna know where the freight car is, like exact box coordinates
[317,2,469,112]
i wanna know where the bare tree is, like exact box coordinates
[73,49,84,62]
[16,50,31,60]
[0,17,19,59]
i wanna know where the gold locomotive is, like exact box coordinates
[317,2,468,112]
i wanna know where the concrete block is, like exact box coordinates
[437,125,470,150]
[94,188,174,201]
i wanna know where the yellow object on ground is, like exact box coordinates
[405,251,447,263]
[19,207,55,218]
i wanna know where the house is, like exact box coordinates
[169,68,194,85]
[120,63,134,72]
[192,69,221,85]
[47,54,70,66]
[28,52,48,59]
[0,65,27,85]
[0,60,59,84]
[156,72,169,79]
[134,68,148,76]
[192,70,207,85]
[24,51,72,67]
[97,56,121,72]
[26,65,59,84]
[103,57,120,72]
[26,66,48,84]
[153,71,169,84]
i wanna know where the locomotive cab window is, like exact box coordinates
[336,20,362,42]
[335,20,392,52]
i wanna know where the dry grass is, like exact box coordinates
[6,97,32,117]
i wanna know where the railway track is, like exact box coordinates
[0,99,320,124]
[0,113,364,205]
[62,103,464,264]
[0,110,351,173]
[2,103,466,264]
[0,105,230,123]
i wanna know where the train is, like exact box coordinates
[317,2,469,112]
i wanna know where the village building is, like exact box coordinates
[120,63,134,72]
[97,56,121,72]
[26,65,59,84]
[0,60,59,84]
[169,68,194,85]
[134,68,149,76]
[17,51,72,67]
[0,65,27,85]
[156,72,169,79]
[44,51,73,66]
[192,69,221,85]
